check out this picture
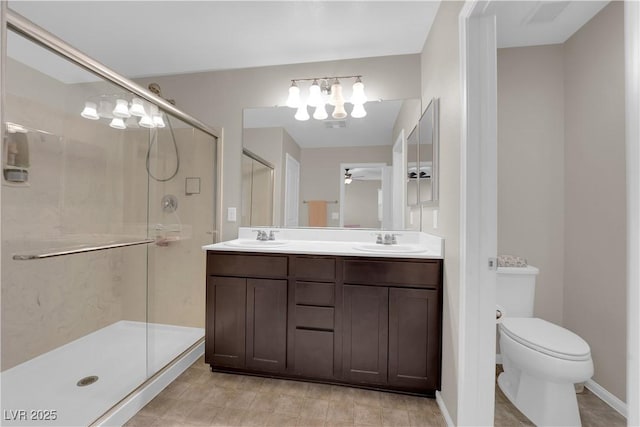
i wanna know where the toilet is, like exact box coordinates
[497,265,593,427]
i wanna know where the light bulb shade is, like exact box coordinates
[332,103,347,119]
[345,177,352,184]
[351,79,367,105]
[286,83,300,108]
[112,99,131,118]
[307,80,323,107]
[295,103,310,121]
[153,114,166,128]
[109,117,126,129]
[139,115,155,128]
[80,102,99,120]
[351,103,367,118]
[129,98,146,117]
[98,100,116,119]
[329,82,344,106]
[313,102,328,120]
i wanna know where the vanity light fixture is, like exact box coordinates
[287,75,367,121]
[286,82,301,108]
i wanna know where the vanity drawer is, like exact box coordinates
[343,259,441,288]
[295,306,334,330]
[207,253,288,278]
[293,256,336,282]
[295,282,335,306]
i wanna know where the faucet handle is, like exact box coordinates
[375,233,383,244]
[268,230,279,240]
[391,233,402,244]
[252,229,266,241]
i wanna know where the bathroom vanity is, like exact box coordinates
[202,228,443,396]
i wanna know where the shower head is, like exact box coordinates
[148,83,176,105]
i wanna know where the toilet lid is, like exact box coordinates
[501,318,591,361]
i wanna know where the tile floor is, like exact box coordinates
[126,357,626,426]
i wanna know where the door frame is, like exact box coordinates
[457,1,498,425]
[625,1,640,424]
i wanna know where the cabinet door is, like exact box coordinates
[342,285,388,385]
[388,288,440,391]
[246,278,288,372]
[206,276,246,368]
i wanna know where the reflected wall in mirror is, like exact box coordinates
[241,149,274,227]
[243,98,421,230]
[408,97,439,207]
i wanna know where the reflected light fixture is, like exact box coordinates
[351,103,367,119]
[313,101,328,120]
[288,75,367,121]
[112,98,131,118]
[80,94,168,130]
[129,98,146,117]
[295,102,310,121]
[344,168,353,184]
[109,117,126,130]
[80,102,99,120]
[332,103,347,119]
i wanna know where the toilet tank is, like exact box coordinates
[496,265,539,318]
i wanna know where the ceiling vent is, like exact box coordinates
[324,120,347,129]
[522,1,570,25]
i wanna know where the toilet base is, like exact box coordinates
[498,370,582,426]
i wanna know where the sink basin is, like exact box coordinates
[352,243,428,254]
[224,239,289,248]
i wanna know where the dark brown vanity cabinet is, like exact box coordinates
[290,256,338,379]
[205,253,288,373]
[206,251,442,395]
[342,259,442,392]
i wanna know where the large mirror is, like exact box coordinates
[242,98,421,229]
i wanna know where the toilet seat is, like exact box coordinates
[500,318,591,361]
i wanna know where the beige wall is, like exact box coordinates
[418,1,463,423]
[563,1,626,401]
[344,180,382,228]
[299,145,391,227]
[135,54,421,240]
[497,45,566,326]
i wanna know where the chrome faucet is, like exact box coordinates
[253,230,268,241]
[268,230,278,241]
[379,233,401,245]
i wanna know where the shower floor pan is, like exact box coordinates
[1,321,204,426]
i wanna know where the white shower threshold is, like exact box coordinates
[1,320,204,427]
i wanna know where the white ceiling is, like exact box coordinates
[8,1,441,79]
[494,1,609,48]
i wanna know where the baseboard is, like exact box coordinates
[585,379,627,418]
[93,340,204,426]
[436,391,454,427]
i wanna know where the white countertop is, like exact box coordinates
[202,228,443,259]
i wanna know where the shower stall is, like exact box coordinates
[0,9,219,426]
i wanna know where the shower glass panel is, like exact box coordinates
[145,115,215,375]
[1,25,216,426]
